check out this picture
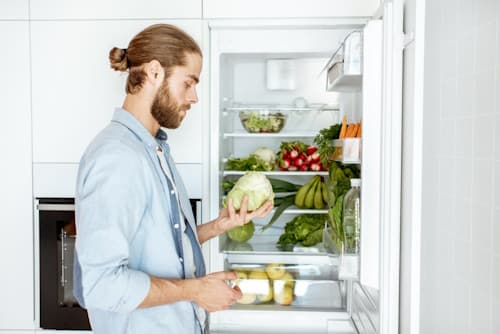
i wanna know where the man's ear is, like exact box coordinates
[145,59,164,88]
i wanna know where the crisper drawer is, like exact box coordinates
[225,255,345,311]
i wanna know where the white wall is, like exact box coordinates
[420,0,500,333]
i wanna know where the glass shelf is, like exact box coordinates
[223,131,319,138]
[221,232,337,261]
[279,207,328,214]
[223,170,328,176]
[224,104,338,113]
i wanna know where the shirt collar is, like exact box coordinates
[111,108,168,149]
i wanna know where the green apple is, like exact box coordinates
[265,263,286,279]
[237,293,257,305]
[273,285,293,305]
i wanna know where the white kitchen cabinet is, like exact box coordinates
[203,0,380,18]
[0,0,28,19]
[29,0,201,19]
[31,19,204,165]
[0,22,34,330]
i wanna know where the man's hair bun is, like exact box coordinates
[109,47,128,71]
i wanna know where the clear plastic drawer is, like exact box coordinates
[226,261,345,310]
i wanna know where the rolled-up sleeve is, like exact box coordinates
[75,143,151,313]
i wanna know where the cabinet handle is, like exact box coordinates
[37,204,75,211]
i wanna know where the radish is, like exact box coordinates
[288,166,298,171]
[310,163,321,171]
[306,146,317,155]
[299,164,308,171]
[298,153,307,161]
[310,152,321,162]
[294,158,304,167]
[289,149,299,159]
[279,159,291,169]
[306,155,313,164]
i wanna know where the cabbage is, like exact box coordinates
[227,221,255,243]
[251,147,276,170]
[224,172,274,211]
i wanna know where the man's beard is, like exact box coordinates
[151,80,190,129]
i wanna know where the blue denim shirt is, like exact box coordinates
[73,108,206,334]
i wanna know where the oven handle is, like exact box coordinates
[37,204,75,211]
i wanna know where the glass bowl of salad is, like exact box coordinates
[239,110,287,133]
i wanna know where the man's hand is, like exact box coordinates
[216,196,273,233]
[193,271,243,312]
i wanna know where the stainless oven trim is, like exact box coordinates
[37,203,75,211]
[34,199,40,329]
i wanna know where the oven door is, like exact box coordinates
[37,198,90,330]
[36,198,202,330]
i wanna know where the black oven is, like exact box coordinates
[37,197,201,330]
[37,198,90,330]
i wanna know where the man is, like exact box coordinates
[73,24,273,334]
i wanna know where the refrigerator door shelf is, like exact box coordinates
[326,62,363,92]
[351,282,379,333]
[325,31,363,92]
[331,138,362,164]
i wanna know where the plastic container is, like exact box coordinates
[239,110,287,133]
[331,138,361,163]
[342,178,361,254]
[227,262,341,308]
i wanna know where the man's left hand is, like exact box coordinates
[216,196,273,233]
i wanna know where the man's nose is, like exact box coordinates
[187,86,198,104]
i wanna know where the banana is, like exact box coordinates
[321,181,329,204]
[294,177,315,208]
[304,177,319,209]
[314,180,325,209]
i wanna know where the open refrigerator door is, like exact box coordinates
[207,4,403,332]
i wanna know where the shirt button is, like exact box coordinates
[179,257,184,263]
[174,224,179,229]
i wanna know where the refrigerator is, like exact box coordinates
[206,2,403,333]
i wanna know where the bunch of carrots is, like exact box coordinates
[339,116,362,139]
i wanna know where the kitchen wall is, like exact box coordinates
[420,0,500,333]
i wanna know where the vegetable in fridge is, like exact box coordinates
[276,214,327,250]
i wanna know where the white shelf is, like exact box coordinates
[223,132,318,138]
[225,252,338,266]
[222,234,335,260]
[223,170,328,176]
[224,105,338,113]
[278,207,328,214]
